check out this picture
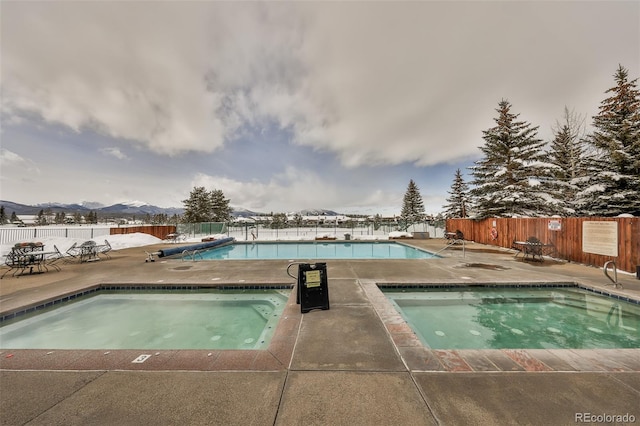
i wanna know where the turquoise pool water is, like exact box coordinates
[0,290,290,350]
[193,241,437,260]
[383,287,640,350]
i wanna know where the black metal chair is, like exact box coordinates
[523,236,543,261]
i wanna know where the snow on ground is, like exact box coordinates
[388,231,413,238]
[0,232,162,259]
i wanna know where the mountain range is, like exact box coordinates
[0,200,341,218]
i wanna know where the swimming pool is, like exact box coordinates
[191,241,437,260]
[0,289,290,350]
[383,286,640,350]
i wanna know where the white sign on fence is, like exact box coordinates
[548,219,562,231]
[582,221,618,257]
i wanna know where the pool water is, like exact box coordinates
[383,287,640,350]
[0,290,290,350]
[195,242,437,260]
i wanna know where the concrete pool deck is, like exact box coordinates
[1,238,639,425]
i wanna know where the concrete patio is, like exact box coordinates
[1,239,639,425]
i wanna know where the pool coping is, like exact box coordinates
[362,280,640,373]
[0,284,302,372]
[2,281,639,373]
[164,239,439,260]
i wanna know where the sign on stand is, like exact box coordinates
[296,263,330,313]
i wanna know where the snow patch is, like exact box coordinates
[388,231,413,238]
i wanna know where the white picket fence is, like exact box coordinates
[0,226,111,245]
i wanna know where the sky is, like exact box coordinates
[1,1,639,216]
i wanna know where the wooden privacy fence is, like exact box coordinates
[446,217,639,274]
[110,225,176,241]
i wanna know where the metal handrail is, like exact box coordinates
[433,238,465,257]
[604,260,622,289]
[287,262,306,280]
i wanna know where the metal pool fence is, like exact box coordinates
[0,221,446,246]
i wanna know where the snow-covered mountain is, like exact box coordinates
[1,201,348,218]
[98,202,183,216]
[0,200,183,216]
[230,207,260,218]
[297,208,340,216]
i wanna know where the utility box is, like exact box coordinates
[296,263,330,313]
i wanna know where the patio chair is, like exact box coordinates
[523,236,543,261]
[45,245,64,271]
[78,240,98,262]
[64,242,80,263]
[1,251,20,279]
[96,239,112,259]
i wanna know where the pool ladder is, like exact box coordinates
[604,260,622,289]
[181,249,204,262]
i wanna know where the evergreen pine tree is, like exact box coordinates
[270,212,288,229]
[442,168,470,218]
[547,107,588,215]
[372,213,382,230]
[400,179,425,230]
[0,206,6,225]
[37,209,47,225]
[10,212,18,223]
[577,65,640,216]
[210,189,232,222]
[182,186,214,223]
[469,99,555,218]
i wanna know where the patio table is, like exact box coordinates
[512,240,555,261]
[1,243,61,278]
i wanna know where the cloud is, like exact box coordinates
[2,1,638,169]
[191,166,404,213]
[0,148,25,166]
[0,149,41,187]
[99,147,129,161]
[191,168,333,212]
[0,148,40,173]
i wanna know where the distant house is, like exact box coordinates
[15,215,38,226]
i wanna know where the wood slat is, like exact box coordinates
[110,225,177,240]
[446,217,639,274]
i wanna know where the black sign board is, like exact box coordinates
[296,263,330,313]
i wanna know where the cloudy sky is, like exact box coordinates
[1,1,638,215]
